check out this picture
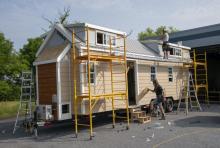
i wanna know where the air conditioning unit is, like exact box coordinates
[36,105,53,121]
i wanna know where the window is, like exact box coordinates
[168,67,173,82]
[97,32,106,45]
[86,62,96,84]
[96,32,116,46]
[62,104,69,114]
[170,48,182,56]
[150,66,156,81]
[97,32,103,44]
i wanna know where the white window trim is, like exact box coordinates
[60,102,72,120]
[95,30,117,47]
[85,62,97,86]
[168,67,173,82]
[169,47,182,57]
[150,66,157,81]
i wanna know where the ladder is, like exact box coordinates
[13,71,33,134]
[177,72,202,115]
[192,49,209,105]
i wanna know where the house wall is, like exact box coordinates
[72,49,189,115]
[37,63,58,120]
[59,51,72,120]
[73,26,124,49]
[80,60,126,114]
[182,48,190,60]
[137,60,188,106]
[79,58,188,115]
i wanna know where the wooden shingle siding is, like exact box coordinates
[38,63,56,104]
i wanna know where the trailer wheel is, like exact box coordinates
[166,98,174,112]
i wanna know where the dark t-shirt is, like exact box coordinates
[154,85,163,96]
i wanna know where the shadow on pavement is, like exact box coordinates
[0,113,127,142]
[174,115,220,128]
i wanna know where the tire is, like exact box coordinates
[166,98,174,112]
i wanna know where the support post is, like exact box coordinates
[123,36,130,129]
[86,27,93,139]
[109,37,115,128]
[72,30,78,137]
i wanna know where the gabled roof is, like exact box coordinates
[36,23,80,57]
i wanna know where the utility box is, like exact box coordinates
[36,105,53,121]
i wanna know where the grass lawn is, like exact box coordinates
[0,101,20,119]
[0,101,36,120]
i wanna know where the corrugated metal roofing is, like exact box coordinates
[126,38,159,56]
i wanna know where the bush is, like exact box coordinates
[0,80,20,101]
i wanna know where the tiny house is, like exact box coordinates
[34,23,191,121]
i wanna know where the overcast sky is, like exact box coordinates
[0,0,220,50]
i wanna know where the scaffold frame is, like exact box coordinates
[72,26,130,139]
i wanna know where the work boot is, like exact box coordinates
[160,115,166,120]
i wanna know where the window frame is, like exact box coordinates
[85,62,96,85]
[168,67,173,82]
[150,66,157,81]
[169,47,182,57]
[96,31,117,47]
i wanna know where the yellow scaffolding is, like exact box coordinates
[193,49,209,105]
[72,27,130,139]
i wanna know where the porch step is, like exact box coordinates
[138,116,151,124]
[130,106,151,124]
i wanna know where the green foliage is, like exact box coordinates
[0,32,27,101]
[0,81,20,101]
[138,26,179,40]
[19,37,43,69]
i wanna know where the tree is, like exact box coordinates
[0,32,27,101]
[42,7,71,30]
[138,26,179,40]
[19,37,43,70]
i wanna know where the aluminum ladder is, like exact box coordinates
[13,71,33,134]
[177,72,202,115]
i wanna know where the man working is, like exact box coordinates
[161,29,169,59]
[149,79,166,120]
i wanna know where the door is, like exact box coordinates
[127,61,136,105]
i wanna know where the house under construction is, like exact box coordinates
[33,23,192,138]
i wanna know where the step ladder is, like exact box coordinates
[13,71,33,134]
[177,72,202,115]
[130,107,151,124]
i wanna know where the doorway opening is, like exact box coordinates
[127,61,136,105]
